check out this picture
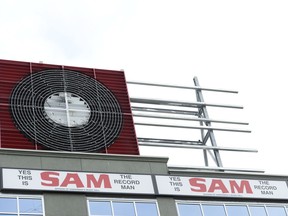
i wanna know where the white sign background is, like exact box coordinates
[2,168,155,194]
[156,176,288,199]
[3,168,288,199]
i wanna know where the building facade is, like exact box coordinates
[1,59,288,216]
[1,149,288,216]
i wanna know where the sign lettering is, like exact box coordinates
[2,168,288,199]
[156,176,288,199]
[1,168,154,194]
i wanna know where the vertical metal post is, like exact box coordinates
[193,77,223,167]
[199,115,209,166]
[61,66,73,151]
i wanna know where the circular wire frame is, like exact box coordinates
[9,69,123,152]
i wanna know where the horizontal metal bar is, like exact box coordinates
[44,107,90,112]
[130,98,243,109]
[168,166,265,173]
[127,81,238,94]
[134,122,252,133]
[139,142,257,152]
[132,106,199,116]
[133,113,249,125]
[138,137,202,145]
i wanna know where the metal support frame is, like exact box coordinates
[193,77,222,167]
[127,77,260,173]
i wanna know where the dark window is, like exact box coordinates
[267,206,287,216]
[0,198,17,213]
[113,202,135,216]
[0,196,44,216]
[88,201,112,215]
[177,202,288,216]
[19,198,43,214]
[135,202,159,216]
[177,204,202,216]
[88,199,159,216]
[202,204,226,216]
[249,206,267,216]
[226,205,249,216]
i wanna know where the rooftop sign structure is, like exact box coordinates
[0,59,257,173]
[127,78,258,173]
[0,59,139,155]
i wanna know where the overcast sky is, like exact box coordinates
[1,0,288,175]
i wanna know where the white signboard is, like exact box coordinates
[156,176,288,199]
[3,168,288,199]
[1,168,155,194]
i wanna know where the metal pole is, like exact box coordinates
[194,76,223,167]
[127,81,238,93]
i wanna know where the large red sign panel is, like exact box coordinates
[0,59,139,155]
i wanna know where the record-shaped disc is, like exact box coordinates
[9,69,123,152]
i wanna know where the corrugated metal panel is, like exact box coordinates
[0,59,139,155]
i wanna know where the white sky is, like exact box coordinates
[1,0,288,175]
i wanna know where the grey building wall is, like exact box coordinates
[0,148,175,216]
[1,148,288,216]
